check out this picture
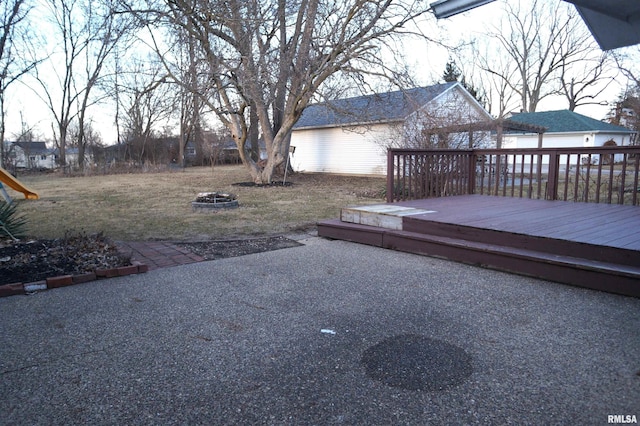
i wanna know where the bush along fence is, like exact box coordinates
[387,146,640,206]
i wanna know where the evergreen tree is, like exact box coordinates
[442,60,485,107]
[442,60,461,83]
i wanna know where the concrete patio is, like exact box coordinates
[1,236,638,425]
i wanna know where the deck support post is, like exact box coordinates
[386,149,395,203]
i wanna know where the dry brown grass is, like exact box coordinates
[6,166,386,241]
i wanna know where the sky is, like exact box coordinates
[409,0,629,119]
[2,0,632,147]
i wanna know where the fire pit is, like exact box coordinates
[192,192,239,211]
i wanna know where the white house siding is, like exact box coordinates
[9,147,56,169]
[503,132,631,167]
[503,132,630,149]
[290,124,392,175]
[25,153,56,169]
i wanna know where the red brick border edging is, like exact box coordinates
[0,261,149,298]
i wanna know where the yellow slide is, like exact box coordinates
[0,166,39,200]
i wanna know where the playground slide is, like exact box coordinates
[0,166,39,200]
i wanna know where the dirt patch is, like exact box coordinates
[177,236,303,260]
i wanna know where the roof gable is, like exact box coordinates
[11,141,50,154]
[508,109,633,134]
[294,83,461,129]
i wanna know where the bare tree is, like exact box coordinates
[470,40,520,118]
[12,112,40,143]
[557,49,617,112]
[0,0,40,167]
[33,0,83,168]
[109,55,175,163]
[174,18,206,167]
[613,47,640,90]
[201,126,232,167]
[74,0,135,170]
[68,119,103,168]
[386,88,492,150]
[132,0,435,183]
[470,0,611,115]
[33,0,134,169]
[618,58,640,87]
[606,52,640,135]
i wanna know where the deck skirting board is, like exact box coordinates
[317,219,384,247]
[383,230,640,298]
[402,216,640,268]
[317,217,640,298]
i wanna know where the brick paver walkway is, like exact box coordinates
[117,241,205,270]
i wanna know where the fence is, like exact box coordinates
[387,146,640,206]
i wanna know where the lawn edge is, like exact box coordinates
[0,260,148,298]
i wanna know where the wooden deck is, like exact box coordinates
[318,195,640,298]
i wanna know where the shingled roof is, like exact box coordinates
[508,109,634,134]
[294,82,459,129]
[11,141,50,154]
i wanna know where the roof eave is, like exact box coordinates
[293,118,404,131]
[506,129,636,136]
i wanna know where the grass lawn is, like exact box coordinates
[6,165,386,241]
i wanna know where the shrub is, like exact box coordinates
[0,201,27,240]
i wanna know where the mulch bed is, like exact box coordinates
[0,234,303,286]
[0,233,131,286]
[232,181,294,187]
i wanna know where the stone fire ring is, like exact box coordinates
[192,192,239,211]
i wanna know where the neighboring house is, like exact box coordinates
[206,138,267,165]
[503,109,637,165]
[290,82,493,175]
[54,147,88,168]
[93,143,128,165]
[217,140,242,164]
[5,141,56,169]
[211,139,244,164]
[3,141,94,170]
[504,109,636,149]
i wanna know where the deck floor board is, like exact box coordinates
[390,195,640,250]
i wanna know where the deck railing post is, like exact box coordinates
[468,151,477,194]
[386,149,395,203]
[546,150,559,200]
[536,155,543,199]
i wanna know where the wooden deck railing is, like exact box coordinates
[387,146,640,206]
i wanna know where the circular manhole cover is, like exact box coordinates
[361,334,473,391]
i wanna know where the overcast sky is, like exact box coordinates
[3,0,631,146]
